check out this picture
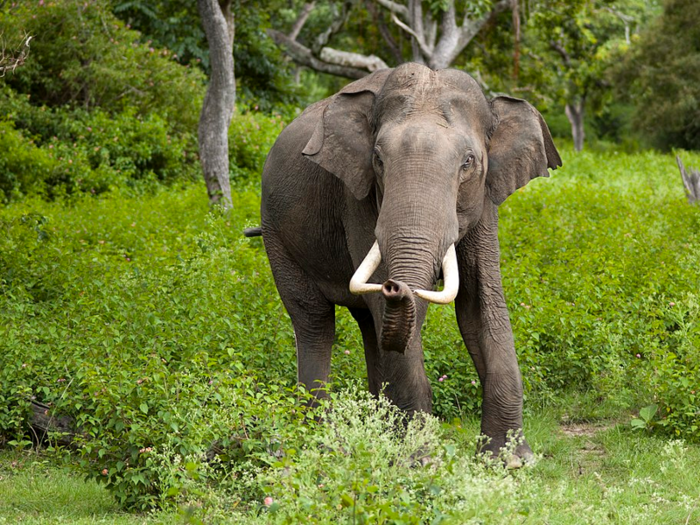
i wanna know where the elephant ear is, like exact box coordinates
[486,96,562,205]
[302,69,392,200]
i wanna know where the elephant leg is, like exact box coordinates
[292,304,335,403]
[349,307,383,396]
[455,213,532,464]
[264,239,335,403]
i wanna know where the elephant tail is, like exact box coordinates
[243,226,262,238]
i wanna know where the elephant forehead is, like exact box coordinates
[379,122,464,152]
[376,75,491,134]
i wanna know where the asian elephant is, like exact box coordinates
[255,62,561,464]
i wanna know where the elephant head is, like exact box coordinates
[302,63,561,355]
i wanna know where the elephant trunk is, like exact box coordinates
[349,241,459,353]
[379,279,416,353]
[377,238,438,354]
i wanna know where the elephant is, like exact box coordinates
[253,62,561,464]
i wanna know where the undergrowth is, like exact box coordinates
[0,146,699,512]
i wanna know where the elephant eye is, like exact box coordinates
[461,154,475,171]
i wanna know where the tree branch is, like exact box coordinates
[312,0,353,54]
[268,29,369,79]
[408,0,427,62]
[0,33,32,77]
[549,40,571,66]
[424,15,437,52]
[373,0,409,19]
[366,0,402,63]
[391,13,432,59]
[426,0,510,69]
[289,2,316,41]
[320,47,388,71]
[457,0,510,48]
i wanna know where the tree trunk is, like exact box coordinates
[565,99,585,152]
[198,0,235,209]
[29,401,75,446]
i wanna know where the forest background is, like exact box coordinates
[0,0,699,523]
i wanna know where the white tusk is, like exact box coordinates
[349,241,383,295]
[414,244,459,304]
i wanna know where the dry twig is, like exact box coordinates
[0,33,32,77]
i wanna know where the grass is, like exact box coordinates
[1,396,699,524]
[0,452,168,524]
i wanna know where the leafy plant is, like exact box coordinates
[632,404,658,431]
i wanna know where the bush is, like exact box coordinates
[228,109,291,184]
[250,389,534,524]
[0,0,206,201]
[0,0,205,129]
[0,91,200,200]
[499,147,700,430]
[0,185,303,508]
[0,120,62,202]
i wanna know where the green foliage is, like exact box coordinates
[0,0,205,126]
[518,1,632,108]
[614,0,700,150]
[0,185,305,508]
[0,120,58,202]
[0,0,207,201]
[1,144,699,511]
[632,403,658,431]
[111,0,301,112]
[253,390,533,524]
[228,109,291,183]
[0,0,294,201]
[499,146,700,432]
[5,413,700,524]
[0,88,200,201]
[112,0,209,68]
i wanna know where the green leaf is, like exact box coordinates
[639,404,658,423]
[631,418,646,430]
[341,493,354,508]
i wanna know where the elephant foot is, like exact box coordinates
[478,432,534,469]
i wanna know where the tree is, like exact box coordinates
[615,0,700,150]
[112,0,299,112]
[197,0,235,209]
[518,0,652,151]
[269,0,516,78]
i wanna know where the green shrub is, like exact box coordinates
[0,120,61,201]
[0,0,205,129]
[0,97,200,200]
[500,147,700,433]
[0,0,206,200]
[0,185,302,508]
[228,109,291,183]
[250,388,534,524]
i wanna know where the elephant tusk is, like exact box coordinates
[349,241,383,295]
[414,244,459,304]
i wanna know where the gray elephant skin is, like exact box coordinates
[257,62,561,463]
